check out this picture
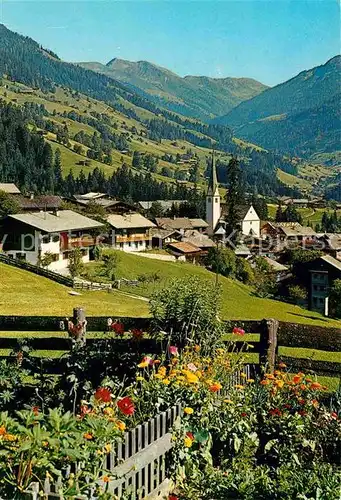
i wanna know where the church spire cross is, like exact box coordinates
[207,150,219,196]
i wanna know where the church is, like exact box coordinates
[205,152,261,239]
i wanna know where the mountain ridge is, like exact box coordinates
[78,58,268,121]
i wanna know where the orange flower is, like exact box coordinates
[103,476,110,483]
[260,379,270,386]
[310,382,322,390]
[275,379,284,389]
[292,375,302,384]
[194,345,200,352]
[4,434,16,441]
[278,362,287,369]
[209,382,222,392]
[0,426,6,436]
[83,432,93,440]
[265,374,275,380]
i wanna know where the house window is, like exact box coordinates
[250,221,252,225]
[41,235,50,244]
[207,197,211,203]
[215,198,218,203]
[16,252,26,260]
[52,234,60,243]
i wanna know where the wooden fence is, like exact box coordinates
[24,404,182,500]
[0,310,340,378]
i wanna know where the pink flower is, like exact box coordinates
[232,327,245,336]
[187,363,197,372]
[169,346,179,356]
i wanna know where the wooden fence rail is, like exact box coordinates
[0,310,340,378]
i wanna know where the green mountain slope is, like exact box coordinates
[214,56,341,157]
[79,58,268,121]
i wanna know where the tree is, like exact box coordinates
[132,151,143,170]
[206,246,236,278]
[275,202,284,222]
[225,157,244,236]
[283,204,302,223]
[102,251,119,281]
[39,251,55,268]
[148,201,164,218]
[68,248,84,278]
[253,257,278,298]
[236,258,255,284]
[329,279,341,318]
[288,285,307,305]
[0,191,20,219]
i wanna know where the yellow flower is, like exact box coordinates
[183,371,199,384]
[104,443,112,453]
[246,378,255,383]
[4,434,16,442]
[162,378,171,385]
[138,361,149,368]
[184,407,194,415]
[154,374,165,379]
[235,385,244,390]
[184,437,193,448]
[158,366,167,376]
[275,379,284,389]
[194,345,200,352]
[103,407,114,416]
[136,376,144,381]
[115,420,126,432]
[240,373,247,378]
[224,399,233,404]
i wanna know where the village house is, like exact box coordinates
[150,228,182,249]
[13,194,63,213]
[261,222,316,244]
[106,213,156,252]
[317,233,341,261]
[296,255,341,315]
[0,183,21,195]
[1,210,104,271]
[166,241,202,263]
[67,193,135,214]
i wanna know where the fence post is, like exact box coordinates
[259,318,279,374]
[67,307,87,346]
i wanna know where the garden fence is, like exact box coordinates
[23,404,182,500]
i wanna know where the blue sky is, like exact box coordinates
[1,0,339,86]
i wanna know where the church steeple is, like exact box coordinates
[206,150,221,234]
[207,150,219,197]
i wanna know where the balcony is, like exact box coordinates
[115,234,150,243]
[60,236,98,251]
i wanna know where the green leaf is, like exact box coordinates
[194,430,209,444]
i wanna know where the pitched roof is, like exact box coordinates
[277,223,316,237]
[0,183,21,194]
[14,195,62,210]
[155,217,208,231]
[167,241,201,254]
[320,255,341,272]
[150,228,181,239]
[138,200,187,211]
[264,257,289,272]
[75,192,107,200]
[107,213,155,229]
[182,230,215,248]
[9,210,104,233]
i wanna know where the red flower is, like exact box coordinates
[298,410,307,417]
[241,412,247,417]
[284,404,291,409]
[32,406,39,416]
[269,408,282,417]
[232,327,245,336]
[111,322,125,335]
[95,387,112,403]
[169,346,179,356]
[117,397,135,416]
[168,495,178,500]
[298,399,305,405]
[186,431,194,441]
[131,328,144,340]
[331,412,338,420]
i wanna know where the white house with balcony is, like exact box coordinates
[106,213,156,252]
[2,210,104,271]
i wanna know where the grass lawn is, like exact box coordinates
[1,263,149,316]
[83,251,341,327]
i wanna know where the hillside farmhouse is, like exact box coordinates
[2,210,104,271]
[106,213,156,252]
